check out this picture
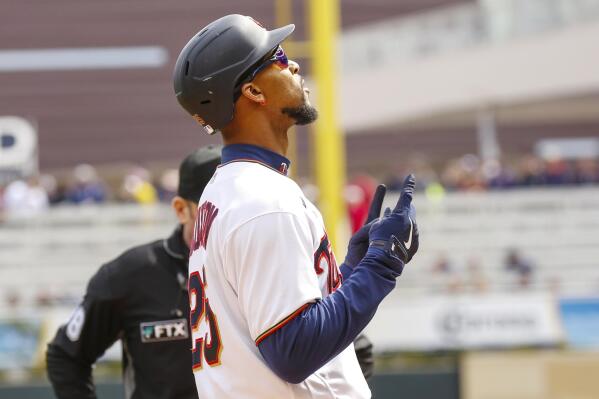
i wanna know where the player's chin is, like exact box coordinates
[281,101,319,126]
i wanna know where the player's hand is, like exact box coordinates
[343,184,387,268]
[367,174,419,274]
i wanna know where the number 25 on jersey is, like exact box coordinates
[189,266,223,370]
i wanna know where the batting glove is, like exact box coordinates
[367,174,419,274]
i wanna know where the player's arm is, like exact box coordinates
[46,262,124,399]
[341,188,384,379]
[258,176,418,383]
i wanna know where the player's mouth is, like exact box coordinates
[301,79,310,94]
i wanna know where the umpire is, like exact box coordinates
[46,145,221,399]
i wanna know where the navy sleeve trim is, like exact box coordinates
[255,303,311,345]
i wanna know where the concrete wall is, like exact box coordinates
[461,351,599,399]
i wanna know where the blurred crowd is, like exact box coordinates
[1,154,598,219]
[1,154,596,310]
[385,154,599,193]
[0,164,179,219]
[429,248,542,295]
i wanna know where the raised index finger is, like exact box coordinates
[366,184,387,223]
[394,174,416,212]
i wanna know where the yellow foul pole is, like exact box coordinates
[308,0,347,253]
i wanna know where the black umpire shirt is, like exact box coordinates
[47,226,196,399]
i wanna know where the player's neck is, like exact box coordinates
[222,118,289,157]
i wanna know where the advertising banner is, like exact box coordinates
[366,293,563,351]
[0,318,41,369]
[559,297,599,348]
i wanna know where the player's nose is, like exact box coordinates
[288,60,300,75]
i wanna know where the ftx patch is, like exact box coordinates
[140,318,189,343]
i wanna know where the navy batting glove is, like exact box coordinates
[367,174,419,274]
[344,184,387,269]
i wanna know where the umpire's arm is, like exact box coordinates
[46,263,123,399]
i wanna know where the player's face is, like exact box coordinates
[252,48,318,125]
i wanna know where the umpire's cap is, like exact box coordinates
[173,14,295,134]
[177,145,222,202]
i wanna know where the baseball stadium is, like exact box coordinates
[1,1,599,398]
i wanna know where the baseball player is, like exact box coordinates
[46,146,221,399]
[173,15,419,399]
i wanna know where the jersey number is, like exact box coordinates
[314,233,342,294]
[189,267,223,370]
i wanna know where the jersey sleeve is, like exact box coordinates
[46,262,124,399]
[225,211,322,343]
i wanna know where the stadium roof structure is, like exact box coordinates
[2,0,598,173]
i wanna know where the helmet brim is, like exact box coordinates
[264,24,295,53]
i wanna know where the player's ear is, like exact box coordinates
[171,196,192,224]
[240,82,266,105]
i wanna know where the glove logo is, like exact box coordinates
[404,218,413,250]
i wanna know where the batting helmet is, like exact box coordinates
[173,14,295,134]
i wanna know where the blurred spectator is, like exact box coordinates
[465,257,488,293]
[432,254,452,274]
[504,248,534,289]
[518,155,547,186]
[3,176,49,217]
[157,168,179,202]
[121,167,158,204]
[35,290,54,308]
[66,164,107,204]
[431,253,463,294]
[424,181,446,204]
[544,156,574,185]
[441,154,486,191]
[345,174,376,233]
[574,158,599,184]
[5,290,21,309]
[39,174,66,204]
[546,276,562,296]
[484,159,517,189]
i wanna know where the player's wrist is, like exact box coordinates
[363,246,404,276]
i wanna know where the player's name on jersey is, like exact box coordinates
[140,319,189,343]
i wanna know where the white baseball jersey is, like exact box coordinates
[188,155,370,398]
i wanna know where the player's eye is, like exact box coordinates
[271,46,289,69]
